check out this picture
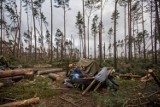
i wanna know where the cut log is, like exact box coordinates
[48,73,60,81]
[148,69,160,87]
[0,97,39,107]
[0,69,33,78]
[37,68,63,75]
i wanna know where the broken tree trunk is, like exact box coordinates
[0,69,33,78]
[37,68,63,75]
[0,97,39,107]
[48,73,60,81]
[148,69,160,87]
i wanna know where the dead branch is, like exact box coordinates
[59,97,78,107]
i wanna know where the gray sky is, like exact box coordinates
[18,0,150,56]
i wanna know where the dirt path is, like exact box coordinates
[39,72,97,107]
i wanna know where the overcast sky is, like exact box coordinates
[18,0,150,56]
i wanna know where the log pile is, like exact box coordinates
[0,69,34,87]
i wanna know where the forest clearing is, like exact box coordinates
[0,0,160,107]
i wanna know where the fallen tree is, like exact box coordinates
[0,97,39,107]
[37,68,63,75]
[0,69,33,78]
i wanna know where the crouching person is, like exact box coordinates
[95,67,119,91]
[64,65,84,88]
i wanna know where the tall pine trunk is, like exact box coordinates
[50,0,53,62]
[82,0,86,58]
[128,0,132,61]
[99,0,103,64]
[31,0,37,62]
[141,0,146,61]
[154,0,160,46]
[94,33,96,59]
[124,3,127,62]
[0,1,3,55]
[114,0,118,70]
[87,17,90,58]
[150,0,154,63]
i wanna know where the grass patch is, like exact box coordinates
[0,76,60,104]
[92,79,143,107]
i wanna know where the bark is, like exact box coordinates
[0,97,39,107]
[0,69,33,78]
